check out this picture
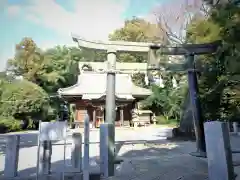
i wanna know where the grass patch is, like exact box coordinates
[156,115,178,127]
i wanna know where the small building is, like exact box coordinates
[58,61,152,128]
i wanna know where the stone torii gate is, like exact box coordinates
[71,34,154,129]
[71,34,220,177]
[148,41,220,158]
[72,34,156,177]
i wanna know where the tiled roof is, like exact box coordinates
[58,72,151,100]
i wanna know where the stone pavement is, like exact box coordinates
[0,127,240,180]
[106,136,240,180]
[111,154,209,180]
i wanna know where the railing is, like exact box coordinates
[2,132,82,179]
[1,116,117,180]
[2,120,239,180]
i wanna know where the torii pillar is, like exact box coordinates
[149,41,221,157]
[72,34,152,177]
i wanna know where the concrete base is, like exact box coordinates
[189,151,207,158]
[172,128,196,140]
[114,158,124,165]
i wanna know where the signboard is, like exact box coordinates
[36,121,68,180]
[39,121,67,141]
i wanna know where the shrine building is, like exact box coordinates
[58,61,152,128]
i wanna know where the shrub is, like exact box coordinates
[0,117,21,133]
[0,80,50,121]
[156,115,168,124]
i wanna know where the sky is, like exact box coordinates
[0,0,168,71]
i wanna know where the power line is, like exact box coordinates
[0,94,61,103]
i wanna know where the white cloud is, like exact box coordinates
[2,0,132,71]
[6,5,21,16]
[7,0,129,41]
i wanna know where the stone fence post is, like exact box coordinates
[4,135,20,178]
[100,123,115,178]
[71,132,82,172]
[39,141,52,175]
[204,121,235,180]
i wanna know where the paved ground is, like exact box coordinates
[0,126,240,180]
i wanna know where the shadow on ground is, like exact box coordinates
[0,138,209,180]
[0,127,173,155]
[1,129,240,180]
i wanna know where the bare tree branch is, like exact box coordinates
[152,0,208,45]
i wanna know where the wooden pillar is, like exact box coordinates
[93,108,96,128]
[120,107,124,127]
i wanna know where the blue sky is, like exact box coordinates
[0,0,166,71]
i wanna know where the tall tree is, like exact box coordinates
[150,0,209,135]
[7,38,80,94]
[43,45,79,93]
[109,17,167,87]
[7,38,46,84]
[109,17,167,63]
[6,38,81,122]
[187,0,240,121]
[109,17,167,43]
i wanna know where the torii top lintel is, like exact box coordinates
[72,33,160,53]
[72,34,221,56]
[150,40,221,56]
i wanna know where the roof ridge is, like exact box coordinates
[58,83,79,92]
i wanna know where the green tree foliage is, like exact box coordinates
[109,17,166,87]
[109,17,165,43]
[0,80,49,120]
[131,73,146,88]
[186,1,240,121]
[109,17,188,122]
[7,38,47,84]
[7,38,82,94]
[187,20,221,44]
[81,49,107,62]
[0,71,15,82]
[109,17,166,63]
[43,45,79,93]
[142,85,167,114]
[0,116,22,133]
[5,38,82,123]
[142,78,187,121]
[0,71,15,97]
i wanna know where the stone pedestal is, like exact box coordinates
[100,123,115,178]
[204,121,235,180]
